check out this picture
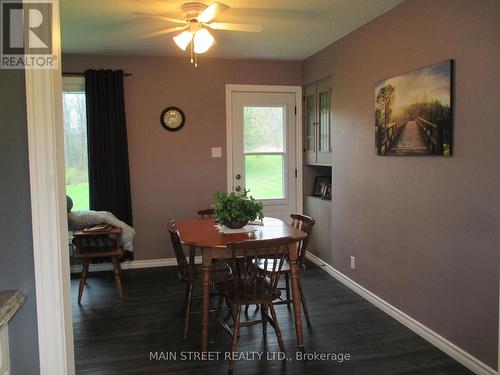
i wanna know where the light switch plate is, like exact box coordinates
[211,147,222,158]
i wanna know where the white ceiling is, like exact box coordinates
[61,0,403,60]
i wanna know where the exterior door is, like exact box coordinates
[229,90,297,221]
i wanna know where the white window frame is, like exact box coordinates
[62,76,89,212]
[62,76,85,92]
[243,104,287,201]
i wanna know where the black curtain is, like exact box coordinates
[85,69,133,225]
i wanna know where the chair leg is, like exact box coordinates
[184,283,193,338]
[183,284,190,315]
[215,293,224,321]
[189,246,195,266]
[78,259,89,304]
[260,303,268,333]
[244,304,259,313]
[223,296,232,320]
[111,257,123,298]
[297,277,311,324]
[229,305,241,370]
[211,293,225,345]
[284,272,291,308]
[268,303,285,353]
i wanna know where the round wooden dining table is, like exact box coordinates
[176,217,307,352]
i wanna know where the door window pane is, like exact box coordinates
[245,155,284,199]
[243,106,284,152]
[63,92,89,210]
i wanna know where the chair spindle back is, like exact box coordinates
[168,219,191,280]
[290,214,315,265]
[226,237,295,299]
[197,208,214,218]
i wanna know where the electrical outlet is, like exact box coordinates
[350,256,356,270]
[211,147,222,158]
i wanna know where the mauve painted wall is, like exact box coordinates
[0,68,40,374]
[62,54,302,261]
[303,0,499,369]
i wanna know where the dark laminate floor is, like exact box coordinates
[71,262,473,375]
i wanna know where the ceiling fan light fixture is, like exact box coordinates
[193,28,214,54]
[173,31,193,51]
[140,2,261,66]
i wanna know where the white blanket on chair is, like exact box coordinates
[68,210,136,251]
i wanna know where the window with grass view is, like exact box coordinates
[63,86,89,211]
[243,106,285,200]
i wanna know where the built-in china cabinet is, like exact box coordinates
[304,76,332,165]
[303,76,333,264]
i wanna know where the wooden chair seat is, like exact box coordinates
[218,278,281,304]
[75,235,117,249]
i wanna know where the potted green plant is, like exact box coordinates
[213,190,264,229]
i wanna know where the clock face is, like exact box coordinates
[160,106,185,131]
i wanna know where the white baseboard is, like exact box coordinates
[305,252,497,375]
[70,256,201,273]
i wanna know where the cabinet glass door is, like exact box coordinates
[316,78,332,164]
[305,95,315,152]
[318,86,330,153]
[304,84,317,164]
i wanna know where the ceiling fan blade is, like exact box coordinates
[141,26,187,38]
[207,22,263,32]
[197,2,230,23]
[133,12,186,25]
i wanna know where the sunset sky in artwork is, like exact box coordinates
[375,61,451,117]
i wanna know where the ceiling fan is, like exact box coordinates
[135,2,263,66]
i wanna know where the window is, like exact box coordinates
[62,77,89,210]
[243,106,285,200]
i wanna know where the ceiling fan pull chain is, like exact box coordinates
[190,41,194,64]
[195,52,198,68]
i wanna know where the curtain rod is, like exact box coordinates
[62,72,132,77]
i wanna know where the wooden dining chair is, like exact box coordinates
[192,208,217,265]
[197,208,214,218]
[215,237,295,371]
[255,214,315,324]
[168,219,232,338]
[72,226,124,305]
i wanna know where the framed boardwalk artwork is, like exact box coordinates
[375,60,454,156]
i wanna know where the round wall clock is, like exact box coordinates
[160,106,185,132]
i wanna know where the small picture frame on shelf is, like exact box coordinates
[313,176,331,197]
[320,183,332,200]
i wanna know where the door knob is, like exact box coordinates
[235,174,241,180]
[235,186,241,192]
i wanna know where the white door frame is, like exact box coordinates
[25,0,76,373]
[225,84,303,214]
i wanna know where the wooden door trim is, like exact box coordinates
[25,0,76,373]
